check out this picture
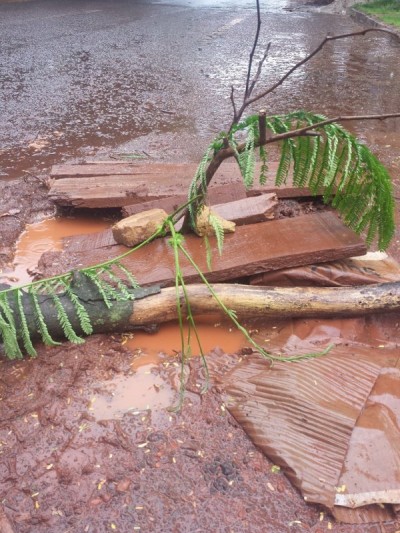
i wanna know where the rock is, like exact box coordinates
[194,206,236,237]
[112,209,168,247]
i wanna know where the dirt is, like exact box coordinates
[1,179,400,532]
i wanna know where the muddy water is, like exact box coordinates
[92,319,245,419]
[6,216,110,285]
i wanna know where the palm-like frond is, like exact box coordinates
[188,110,395,250]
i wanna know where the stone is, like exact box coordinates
[112,209,168,247]
[194,206,236,237]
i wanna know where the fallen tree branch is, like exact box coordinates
[4,282,400,349]
[130,282,400,324]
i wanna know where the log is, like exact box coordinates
[130,282,400,324]
[6,277,400,346]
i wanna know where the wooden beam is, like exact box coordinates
[122,183,247,218]
[212,194,277,225]
[59,212,366,287]
[48,161,317,208]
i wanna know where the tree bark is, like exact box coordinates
[130,282,400,325]
[8,279,400,346]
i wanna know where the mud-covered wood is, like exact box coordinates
[8,273,161,342]
[122,182,247,218]
[212,194,277,225]
[59,212,367,287]
[48,161,309,208]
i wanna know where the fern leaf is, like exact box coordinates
[49,288,85,344]
[81,270,113,308]
[259,145,268,185]
[61,281,93,336]
[103,266,135,300]
[203,234,213,271]
[15,289,37,356]
[29,287,61,347]
[114,262,140,290]
[0,293,23,359]
[208,213,225,255]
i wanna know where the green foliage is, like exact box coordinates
[355,0,400,27]
[188,110,395,250]
[0,258,146,360]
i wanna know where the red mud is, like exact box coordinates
[1,179,400,532]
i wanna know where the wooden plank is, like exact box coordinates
[51,162,200,179]
[122,183,247,218]
[59,212,367,287]
[49,160,320,208]
[212,194,277,225]
[248,185,319,199]
[64,229,116,253]
[65,191,270,253]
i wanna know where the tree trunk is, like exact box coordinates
[8,277,400,347]
[130,282,400,325]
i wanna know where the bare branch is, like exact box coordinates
[245,28,400,108]
[264,112,400,145]
[247,42,271,99]
[230,85,238,123]
[245,0,262,100]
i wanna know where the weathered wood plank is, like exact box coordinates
[122,183,247,218]
[61,212,366,287]
[65,191,271,253]
[212,194,277,225]
[49,161,319,208]
[248,186,318,199]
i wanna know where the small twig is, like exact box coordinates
[230,85,238,123]
[258,109,267,145]
[244,0,262,99]
[247,41,271,99]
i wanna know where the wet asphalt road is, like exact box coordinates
[1,0,400,180]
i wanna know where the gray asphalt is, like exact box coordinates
[1,0,400,179]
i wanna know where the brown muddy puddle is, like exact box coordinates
[92,320,246,419]
[7,216,111,285]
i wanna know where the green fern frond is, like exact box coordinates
[48,287,85,344]
[203,234,213,271]
[60,281,93,336]
[103,266,135,300]
[259,145,268,185]
[15,289,37,356]
[81,269,113,309]
[114,262,140,289]
[0,293,23,359]
[208,213,225,255]
[29,287,61,347]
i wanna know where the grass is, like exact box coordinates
[355,0,400,28]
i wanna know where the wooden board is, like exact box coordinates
[212,194,277,225]
[65,192,275,253]
[122,183,247,218]
[60,212,366,287]
[48,161,317,208]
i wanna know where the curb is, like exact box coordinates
[349,7,400,35]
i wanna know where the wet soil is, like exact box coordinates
[1,0,400,531]
[2,335,400,533]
